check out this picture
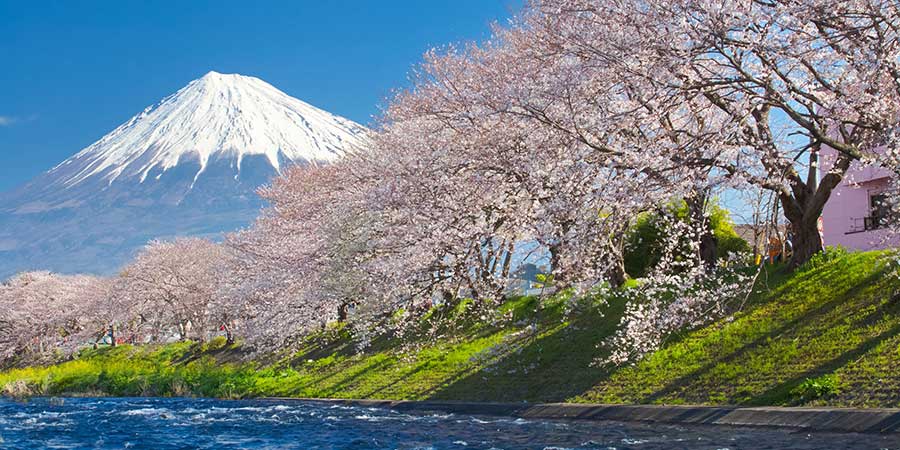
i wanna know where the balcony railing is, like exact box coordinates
[848,216,887,234]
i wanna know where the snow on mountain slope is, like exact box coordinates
[0,71,368,278]
[4,71,367,213]
[55,71,365,188]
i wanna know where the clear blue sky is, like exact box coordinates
[0,0,519,192]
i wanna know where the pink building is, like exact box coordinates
[820,146,896,251]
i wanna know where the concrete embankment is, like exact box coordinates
[267,398,900,434]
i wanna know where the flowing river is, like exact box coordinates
[1,397,898,449]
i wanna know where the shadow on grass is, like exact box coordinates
[749,321,900,406]
[172,344,246,366]
[423,298,626,403]
[637,267,890,405]
[358,362,430,399]
[421,254,898,406]
[316,357,396,397]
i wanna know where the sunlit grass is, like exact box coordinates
[1,251,898,407]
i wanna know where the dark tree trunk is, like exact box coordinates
[548,242,564,284]
[500,241,514,279]
[337,302,350,322]
[780,147,849,268]
[685,192,717,270]
[223,323,234,345]
[700,234,718,270]
[789,216,823,267]
[604,221,630,287]
[109,325,117,348]
[605,259,627,287]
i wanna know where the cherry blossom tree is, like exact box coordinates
[119,238,230,343]
[8,0,894,367]
[0,272,111,364]
[221,161,370,351]
[531,0,900,266]
[602,214,753,365]
[379,38,688,289]
[231,0,743,352]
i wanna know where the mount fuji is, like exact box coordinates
[0,71,368,278]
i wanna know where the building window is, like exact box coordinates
[867,193,888,231]
[848,192,891,233]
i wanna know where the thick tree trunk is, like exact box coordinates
[604,222,630,287]
[109,325,117,348]
[780,148,849,268]
[789,216,823,267]
[781,193,827,269]
[781,202,826,268]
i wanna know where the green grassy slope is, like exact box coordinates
[2,251,898,407]
[582,251,900,407]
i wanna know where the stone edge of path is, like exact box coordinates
[264,398,900,434]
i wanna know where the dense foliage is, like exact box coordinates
[625,200,750,278]
[3,252,898,408]
[2,0,899,370]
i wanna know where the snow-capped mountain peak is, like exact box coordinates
[0,71,367,278]
[51,71,367,189]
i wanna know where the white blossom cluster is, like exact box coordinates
[2,0,900,365]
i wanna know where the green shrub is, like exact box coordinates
[201,336,229,352]
[791,374,842,402]
[797,246,850,273]
[534,273,554,287]
[624,199,749,277]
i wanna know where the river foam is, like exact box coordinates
[0,397,898,449]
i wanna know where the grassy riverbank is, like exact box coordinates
[2,250,899,407]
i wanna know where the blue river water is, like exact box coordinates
[0,397,899,449]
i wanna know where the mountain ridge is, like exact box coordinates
[0,71,367,278]
[3,71,367,215]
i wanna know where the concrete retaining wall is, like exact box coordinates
[267,398,900,434]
